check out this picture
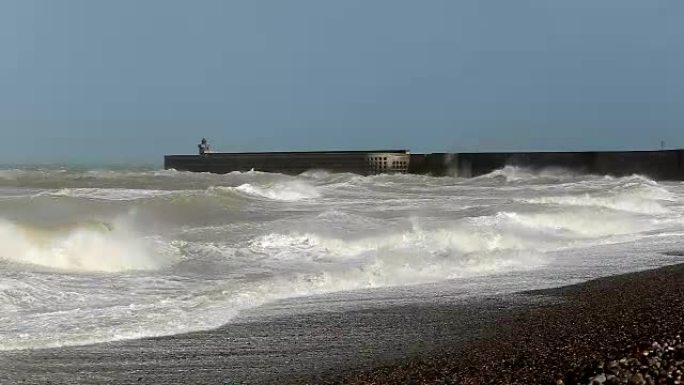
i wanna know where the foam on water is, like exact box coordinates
[0,219,178,272]
[216,180,321,201]
[524,179,677,214]
[49,188,177,201]
[1,166,683,350]
[474,165,581,183]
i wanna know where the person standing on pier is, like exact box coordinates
[198,138,210,155]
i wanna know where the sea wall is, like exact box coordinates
[165,153,369,175]
[165,149,684,181]
[165,150,409,175]
[427,150,684,180]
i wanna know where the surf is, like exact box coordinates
[1,166,683,351]
[0,218,177,272]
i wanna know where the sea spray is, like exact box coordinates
[0,166,683,350]
[0,218,178,272]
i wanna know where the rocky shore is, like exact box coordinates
[335,264,684,385]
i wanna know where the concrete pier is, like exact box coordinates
[429,149,684,180]
[165,150,410,176]
[165,149,684,181]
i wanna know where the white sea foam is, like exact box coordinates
[248,227,546,269]
[227,180,321,201]
[50,188,176,201]
[525,180,675,214]
[496,210,653,238]
[0,169,21,181]
[1,167,684,351]
[476,165,580,183]
[0,218,178,272]
[527,194,668,214]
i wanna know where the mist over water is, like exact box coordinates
[1,166,684,350]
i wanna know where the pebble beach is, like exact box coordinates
[1,264,683,384]
[336,264,684,385]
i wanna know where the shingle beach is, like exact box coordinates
[336,264,684,385]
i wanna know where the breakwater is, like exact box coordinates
[165,150,410,176]
[165,149,684,180]
[419,150,684,180]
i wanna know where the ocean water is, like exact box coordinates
[1,166,683,351]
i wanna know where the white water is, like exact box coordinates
[1,166,683,350]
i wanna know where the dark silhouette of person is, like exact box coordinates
[198,138,209,155]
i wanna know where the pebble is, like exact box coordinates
[563,335,684,385]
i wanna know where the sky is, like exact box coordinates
[0,0,682,165]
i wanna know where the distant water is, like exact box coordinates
[1,166,683,350]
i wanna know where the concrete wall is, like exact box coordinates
[456,151,596,177]
[408,153,457,176]
[592,151,683,180]
[165,151,409,176]
[165,149,684,181]
[438,150,684,180]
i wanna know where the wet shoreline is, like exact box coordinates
[336,263,684,384]
[2,264,683,384]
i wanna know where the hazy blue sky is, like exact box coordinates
[1,0,682,165]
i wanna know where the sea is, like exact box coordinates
[1,166,683,351]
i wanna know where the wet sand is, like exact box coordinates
[1,264,683,384]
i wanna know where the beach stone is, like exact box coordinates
[629,372,645,384]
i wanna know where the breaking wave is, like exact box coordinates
[527,193,669,214]
[1,165,684,351]
[213,180,321,201]
[49,188,176,201]
[0,218,178,272]
[475,165,581,183]
[525,178,676,214]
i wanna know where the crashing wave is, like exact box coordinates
[49,188,176,201]
[211,180,321,201]
[474,165,581,183]
[0,218,178,272]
